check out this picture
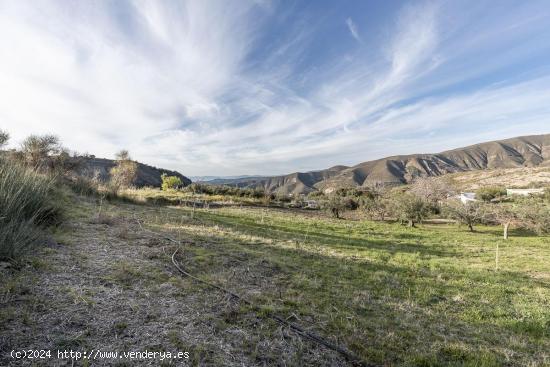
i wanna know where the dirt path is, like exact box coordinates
[0,200,346,366]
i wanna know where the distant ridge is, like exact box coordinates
[79,157,191,188]
[213,134,550,195]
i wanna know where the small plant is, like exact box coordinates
[161,174,183,191]
[110,150,138,190]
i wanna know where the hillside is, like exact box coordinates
[79,157,191,188]
[213,134,550,194]
[441,166,550,191]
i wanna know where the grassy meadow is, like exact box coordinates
[2,186,549,366]
[116,189,550,366]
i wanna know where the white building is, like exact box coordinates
[304,200,319,209]
[458,192,477,204]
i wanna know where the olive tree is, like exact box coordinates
[517,197,550,235]
[362,195,390,221]
[389,192,431,227]
[443,199,486,232]
[476,186,506,202]
[321,194,347,219]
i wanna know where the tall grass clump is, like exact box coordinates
[0,159,62,260]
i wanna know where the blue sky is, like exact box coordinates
[1,0,550,176]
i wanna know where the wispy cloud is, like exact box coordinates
[346,17,361,43]
[0,0,549,176]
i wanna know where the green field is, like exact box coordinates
[115,194,550,366]
[2,191,549,366]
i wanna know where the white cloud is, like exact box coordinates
[0,0,549,176]
[346,17,361,43]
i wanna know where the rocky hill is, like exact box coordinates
[211,134,550,195]
[79,157,191,188]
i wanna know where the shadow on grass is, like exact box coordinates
[169,217,549,367]
[120,201,550,366]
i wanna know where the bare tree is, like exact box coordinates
[443,199,486,232]
[115,149,131,161]
[488,203,524,240]
[410,177,455,204]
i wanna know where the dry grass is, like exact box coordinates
[1,191,549,366]
[444,166,550,190]
[0,197,344,366]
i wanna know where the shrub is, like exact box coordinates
[476,186,506,202]
[20,134,62,169]
[320,195,347,218]
[65,174,100,197]
[161,174,183,191]
[0,159,62,260]
[110,150,138,190]
[362,196,390,221]
[0,129,9,147]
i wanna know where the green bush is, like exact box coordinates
[476,186,506,202]
[161,174,183,191]
[389,192,431,227]
[0,159,62,260]
[183,182,265,199]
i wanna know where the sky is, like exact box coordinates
[1,0,550,177]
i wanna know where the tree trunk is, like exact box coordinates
[408,219,415,228]
[468,223,474,232]
[503,222,510,240]
[495,242,499,271]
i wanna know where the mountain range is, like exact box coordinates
[203,134,550,195]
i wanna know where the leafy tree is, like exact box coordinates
[362,196,390,221]
[516,197,550,235]
[443,199,486,232]
[321,194,347,219]
[20,134,62,169]
[390,192,431,227]
[110,150,138,190]
[0,129,9,147]
[161,174,183,191]
[476,186,506,202]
